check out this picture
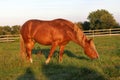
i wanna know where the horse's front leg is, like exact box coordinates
[59,45,65,63]
[45,42,58,64]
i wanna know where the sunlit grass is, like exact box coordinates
[0,35,120,80]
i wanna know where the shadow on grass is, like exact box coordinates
[32,48,89,61]
[17,67,36,80]
[42,63,107,80]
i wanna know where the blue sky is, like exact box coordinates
[0,0,120,26]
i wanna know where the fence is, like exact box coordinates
[84,28,120,37]
[0,35,19,42]
[0,28,120,42]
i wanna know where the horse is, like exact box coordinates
[20,18,99,64]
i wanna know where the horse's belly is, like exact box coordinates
[34,35,52,45]
[37,40,52,45]
[33,29,69,45]
[34,34,69,46]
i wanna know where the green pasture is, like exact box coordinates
[0,35,120,80]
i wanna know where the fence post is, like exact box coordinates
[92,30,94,37]
[109,29,111,36]
[7,35,9,42]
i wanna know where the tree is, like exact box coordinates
[0,26,3,35]
[88,9,118,29]
[82,21,90,30]
[75,22,83,29]
[2,26,11,35]
[76,21,90,30]
[11,25,20,34]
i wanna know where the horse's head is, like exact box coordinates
[68,24,99,59]
[84,39,99,59]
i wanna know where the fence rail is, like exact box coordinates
[0,35,19,42]
[84,28,120,37]
[0,28,120,42]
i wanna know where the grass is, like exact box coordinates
[0,35,120,80]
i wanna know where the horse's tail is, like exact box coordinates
[20,34,26,60]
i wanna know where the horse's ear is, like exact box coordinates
[88,39,93,44]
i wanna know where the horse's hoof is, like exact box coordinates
[45,58,50,64]
[30,58,33,63]
[59,59,63,63]
[45,60,49,64]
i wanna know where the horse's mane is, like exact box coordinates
[52,19,87,44]
[52,19,80,32]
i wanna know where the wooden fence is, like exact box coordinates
[0,28,120,42]
[84,28,120,37]
[0,35,19,42]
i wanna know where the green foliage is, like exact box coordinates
[88,9,118,29]
[75,22,83,29]
[0,25,20,35]
[75,21,91,30]
[0,27,3,35]
[2,26,11,35]
[0,36,120,80]
[81,21,90,30]
[11,25,20,34]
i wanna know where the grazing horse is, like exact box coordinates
[20,19,99,64]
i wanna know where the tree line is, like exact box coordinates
[0,25,20,35]
[0,9,120,35]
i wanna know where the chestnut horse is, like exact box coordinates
[20,19,99,64]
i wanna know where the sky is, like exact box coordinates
[0,0,120,26]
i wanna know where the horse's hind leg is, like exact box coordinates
[25,39,34,63]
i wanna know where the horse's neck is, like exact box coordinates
[76,29,88,48]
[80,34,88,48]
[72,24,88,48]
